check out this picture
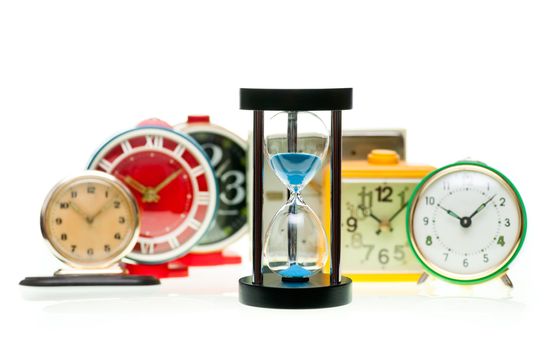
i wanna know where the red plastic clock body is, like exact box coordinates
[88,119,219,278]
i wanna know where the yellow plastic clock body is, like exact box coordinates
[323,150,435,282]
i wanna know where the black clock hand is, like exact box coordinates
[359,204,382,224]
[469,195,496,219]
[388,202,408,223]
[358,204,383,235]
[437,204,462,220]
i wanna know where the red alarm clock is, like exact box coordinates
[87,119,218,277]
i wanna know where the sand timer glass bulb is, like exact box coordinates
[263,111,329,281]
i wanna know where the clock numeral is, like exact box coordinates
[60,202,69,209]
[504,218,511,227]
[397,189,407,207]
[140,241,155,254]
[497,235,506,246]
[71,245,77,253]
[118,216,126,224]
[104,245,111,253]
[483,254,489,263]
[221,170,246,206]
[98,159,113,172]
[346,217,358,233]
[71,191,78,198]
[55,217,63,225]
[423,217,429,226]
[61,233,67,241]
[196,192,211,205]
[426,235,433,246]
[359,187,373,209]
[378,248,389,265]
[105,190,109,198]
[87,186,96,194]
[375,186,393,203]
[168,237,180,249]
[114,233,121,240]
[121,140,133,154]
[443,253,449,261]
[425,196,435,206]
[203,143,223,167]
[394,245,405,261]
[463,258,469,268]
[87,248,94,255]
[146,135,164,149]
[153,136,164,149]
[499,197,506,207]
[113,201,121,209]
[173,144,186,157]
[443,182,450,191]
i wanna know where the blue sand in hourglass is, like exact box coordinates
[279,263,312,279]
[269,152,321,191]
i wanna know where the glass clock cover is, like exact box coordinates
[408,162,526,283]
[263,111,329,279]
[41,171,140,269]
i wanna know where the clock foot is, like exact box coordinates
[417,272,429,285]
[500,273,514,288]
[19,274,160,287]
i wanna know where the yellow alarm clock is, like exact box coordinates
[323,149,435,282]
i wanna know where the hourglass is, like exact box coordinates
[239,88,353,309]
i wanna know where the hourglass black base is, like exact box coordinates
[239,273,352,309]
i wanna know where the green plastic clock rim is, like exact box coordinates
[405,161,527,285]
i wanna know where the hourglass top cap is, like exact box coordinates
[240,88,353,111]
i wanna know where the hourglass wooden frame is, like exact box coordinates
[239,88,353,309]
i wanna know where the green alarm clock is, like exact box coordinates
[407,161,527,286]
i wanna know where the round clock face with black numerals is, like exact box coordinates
[88,127,218,264]
[176,123,248,252]
[41,171,140,269]
[408,162,527,284]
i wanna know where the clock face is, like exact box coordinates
[41,172,139,269]
[409,164,526,283]
[342,179,421,273]
[178,125,248,252]
[88,127,218,264]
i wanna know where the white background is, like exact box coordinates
[1,0,556,349]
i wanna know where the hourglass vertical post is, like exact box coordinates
[330,110,342,285]
[287,112,298,269]
[253,110,264,285]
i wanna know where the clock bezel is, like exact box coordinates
[40,171,141,270]
[406,161,527,284]
[87,126,219,264]
[175,122,248,253]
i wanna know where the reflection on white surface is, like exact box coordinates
[19,263,524,318]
